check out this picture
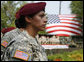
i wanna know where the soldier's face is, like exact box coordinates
[30,11,47,31]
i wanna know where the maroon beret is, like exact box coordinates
[15,2,46,19]
[1,27,16,34]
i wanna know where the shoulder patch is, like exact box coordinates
[13,50,30,61]
[1,41,8,47]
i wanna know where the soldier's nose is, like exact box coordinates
[43,17,47,23]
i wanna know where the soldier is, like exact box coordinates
[1,27,16,59]
[1,28,16,51]
[41,36,47,44]
[56,36,60,44]
[49,36,53,44]
[1,19,24,59]
[1,27,16,36]
[1,32,3,38]
[2,2,48,61]
[46,36,50,44]
[38,36,42,44]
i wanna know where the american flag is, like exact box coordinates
[14,50,29,61]
[46,14,82,36]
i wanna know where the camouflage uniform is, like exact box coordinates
[1,28,22,58]
[2,30,48,61]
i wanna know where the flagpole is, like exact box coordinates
[59,1,61,15]
[58,1,62,44]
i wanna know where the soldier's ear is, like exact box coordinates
[25,16,32,23]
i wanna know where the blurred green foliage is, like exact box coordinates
[70,1,83,35]
[47,49,83,61]
[70,1,83,24]
[1,1,28,30]
[38,31,48,34]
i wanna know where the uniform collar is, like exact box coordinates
[16,28,22,34]
[22,30,37,40]
[22,30,40,45]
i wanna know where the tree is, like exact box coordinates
[70,1,83,24]
[70,1,83,38]
[1,1,28,29]
[38,31,48,35]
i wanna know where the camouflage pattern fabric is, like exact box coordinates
[2,30,48,61]
[1,28,22,59]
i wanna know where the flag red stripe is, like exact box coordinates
[46,25,82,32]
[56,34,70,36]
[47,29,81,35]
[61,22,81,27]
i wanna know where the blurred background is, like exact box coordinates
[1,1,83,61]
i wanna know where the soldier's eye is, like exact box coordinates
[39,14,46,18]
[40,15,44,18]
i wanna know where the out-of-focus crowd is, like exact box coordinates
[1,32,3,38]
[36,35,60,44]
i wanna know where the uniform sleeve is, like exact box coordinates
[9,41,33,61]
[1,33,11,48]
[1,33,12,57]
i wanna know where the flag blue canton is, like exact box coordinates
[47,14,60,24]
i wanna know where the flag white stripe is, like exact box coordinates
[48,31,76,35]
[46,23,79,28]
[59,14,77,17]
[60,20,79,24]
[46,27,82,34]
[59,18,77,20]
